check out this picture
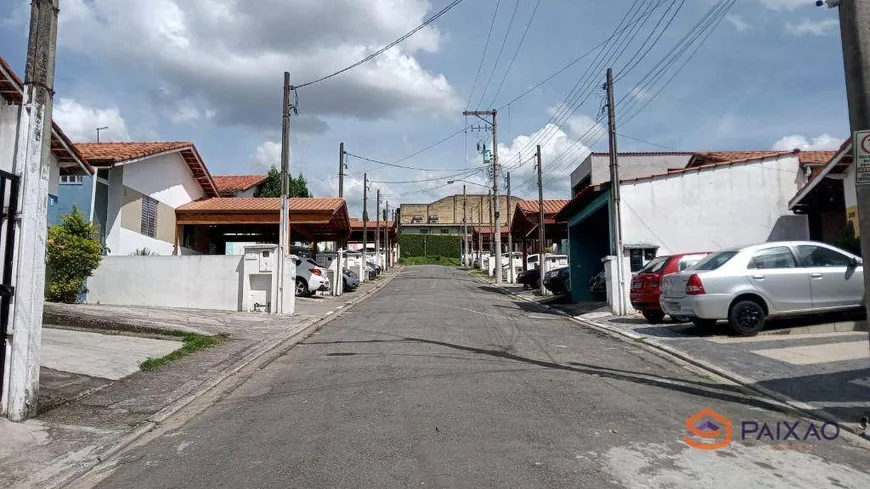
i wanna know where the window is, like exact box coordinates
[59,174,83,184]
[678,254,708,271]
[411,216,423,224]
[428,215,439,223]
[440,229,450,234]
[96,169,110,181]
[140,195,158,238]
[796,245,852,268]
[638,256,668,274]
[628,247,657,272]
[693,251,738,271]
[749,247,797,269]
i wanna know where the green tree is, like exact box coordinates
[46,206,104,303]
[255,167,312,198]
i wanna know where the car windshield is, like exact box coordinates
[690,250,738,271]
[638,256,668,274]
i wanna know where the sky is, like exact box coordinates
[0,0,850,218]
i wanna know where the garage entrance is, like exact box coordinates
[556,185,613,302]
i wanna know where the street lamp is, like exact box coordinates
[447,179,489,189]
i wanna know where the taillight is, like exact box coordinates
[686,274,705,295]
[647,274,661,289]
[311,268,322,276]
[631,277,642,289]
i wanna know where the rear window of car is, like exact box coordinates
[638,256,668,274]
[678,254,708,271]
[691,251,738,271]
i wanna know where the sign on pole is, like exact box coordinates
[855,130,870,186]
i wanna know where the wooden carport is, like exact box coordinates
[509,200,569,271]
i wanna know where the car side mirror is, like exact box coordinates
[851,256,863,267]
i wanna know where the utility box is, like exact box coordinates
[242,244,279,313]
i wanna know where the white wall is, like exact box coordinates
[236,187,256,198]
[122,152,206,207]
[570,153,692,191]
[1,103,60,197]
[105,166,125,254]
[620,155,806,255]
[114,227,201,256]
[88,255,243,310]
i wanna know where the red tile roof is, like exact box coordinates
[0,56,92,175]
[349,218,394,229]
[212,175,268,195]
[689,150,838,167]
[472,225,510,235]
[623,151,803,184]
[177,197,345,212]
[516,199,570,216]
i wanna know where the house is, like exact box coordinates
[73,142,219,255]
[0,56,92,215]
[212,174,268,197]
[508,199,570,264]
[399,193,523,237]
[556,150,833,310]
[789,140,854,244]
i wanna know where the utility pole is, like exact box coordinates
[536,145,547,297]
[506,171,514,283]
[489,189,494,274]
[383,203,390,269]
[338,142,345,198]
[362,173,368,279]
[375,189,381,268]
[96,126,108,143]
[464,109,501,284]
[4,0,59,421]
[606,68,626,316]
[478,196,483,267]
[463,184,468,267]
[277,71,292,315]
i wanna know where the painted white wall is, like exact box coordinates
[570,153,692,191]
[104,166,125,255]
[87,255,243,310]
[844,162,857,208]
[1,103,60,197]
[620,155,806,255]
[122,152,205,207]
[236,187,256,198]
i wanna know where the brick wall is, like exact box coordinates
[399,194,522,228]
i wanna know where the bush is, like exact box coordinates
[46,207,103,303]
[398,233,461,259]
[398,256,461,266]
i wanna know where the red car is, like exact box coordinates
[630,252,710,324]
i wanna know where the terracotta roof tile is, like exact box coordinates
[212,175,268,194]
[349,218,394,229]
[177,197,345,213]
[690,150,838,167]
[516,199,570,216]
[472,225,510,235]
[74,142,192,163]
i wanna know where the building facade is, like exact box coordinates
[399,193,523,235]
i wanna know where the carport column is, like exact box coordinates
[4,0,59,421]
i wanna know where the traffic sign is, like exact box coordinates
[855,130,870,186]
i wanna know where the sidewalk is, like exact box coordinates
[1,267,400,489]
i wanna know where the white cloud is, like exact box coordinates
[250,141,283,169]
[52,98,130,142]
[785,19,839,36]
[725,15,752,33]
[759,0,813,10]
[170,102,202,125]
[52,0,461,133]
[771,134,842,151]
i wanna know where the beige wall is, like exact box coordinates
[119,186,176,244]
[400,194,522,228]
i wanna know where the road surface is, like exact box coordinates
[85,266,870,488]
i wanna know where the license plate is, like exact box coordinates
[666,301,681,311]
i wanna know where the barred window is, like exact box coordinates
[141,195,158,238]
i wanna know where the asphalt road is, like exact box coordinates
[88,266,870,489]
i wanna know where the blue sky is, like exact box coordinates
[0,0,848,216]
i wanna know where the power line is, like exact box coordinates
[465,0,502,110]
[476,0,522,108]
[370,166,485,185]
[294,0,467,89]
[488,0,542,107]
[616,132,680,151]
[344,151,464,172]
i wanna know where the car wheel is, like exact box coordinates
[670,315,691,323]
[728,300,766,336]
[691,318,718,328]
[295,278,309,297]
[642,310,666,324]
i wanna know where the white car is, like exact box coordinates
[660,241,864,335]
[292,255,330,296]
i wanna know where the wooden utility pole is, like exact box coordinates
[536,145,546,297]
[362,173,368,280]
[464,109,501,283]
[506,171,514,283]
[606,68,626,316]
[4,0,59,421]
[338,142,345,198]
[376,189,381,268]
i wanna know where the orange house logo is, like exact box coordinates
[684,408,732,450]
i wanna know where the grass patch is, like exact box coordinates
[633,336,647,344]
[398,256,461,266]
[140,332,227,372]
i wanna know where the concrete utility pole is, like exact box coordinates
[464,110,501,284]
[536,145,547,297]
[383,203,390,269]
[606,68,627,316]
[4,0,59,421]
[489,189,494,273]
[375,189,381,268]
[277,71,292,315]
[463,184,468,266]
[478,196,483,267]
[506,171,514,283]
[362,173,368,280]
[338,142,345,198]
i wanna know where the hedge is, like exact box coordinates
[398,233,461,259]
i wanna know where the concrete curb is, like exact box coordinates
[466,270,870,445]
[36,267,403,489]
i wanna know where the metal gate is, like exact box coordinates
[0,170,20,404]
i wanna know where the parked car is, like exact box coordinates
[517,269,541,290]
[292,255,330,297]
[543,266,571,295]
[630,252,710,324]
[660,241,864,336]
[589,270,606,298]
[343,268,359,292]
[366,261,382,275]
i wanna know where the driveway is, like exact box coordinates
[87,266,870,489]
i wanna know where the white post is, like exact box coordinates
[4,0,59,421]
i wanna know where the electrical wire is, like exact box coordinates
[465,0,502,110]
[369,166,485,185]
[343,151,465,172]
[294,0,467,89]
[488,0,541,107]
[476,0,522,108]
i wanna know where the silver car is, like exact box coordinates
[660,241,864,335]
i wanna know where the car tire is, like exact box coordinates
[728,300,766,336]
[642,310,666,324]
[295,278,309,297]
[691,318,718,328]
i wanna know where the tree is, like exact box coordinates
[255,166,311,198]
[46,206,104,303]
